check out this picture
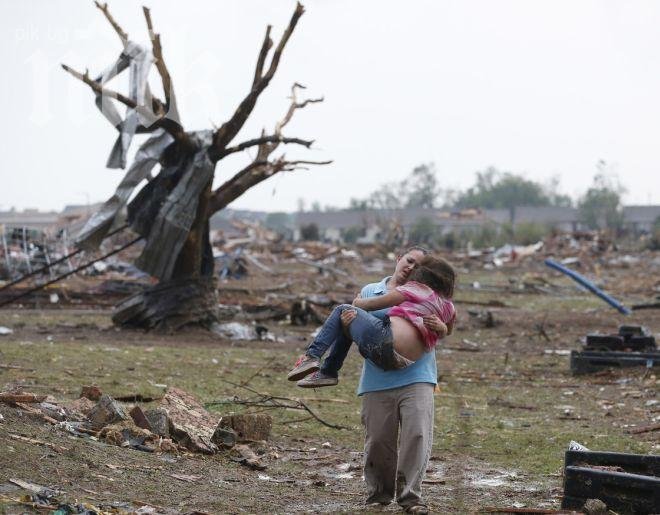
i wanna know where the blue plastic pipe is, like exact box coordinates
[544,258,631,315]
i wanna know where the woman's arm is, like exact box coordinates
[353,289,406,311]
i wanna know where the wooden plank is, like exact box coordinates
[570,350,660,374]
[0,393,46,403]
[626,422,660,435]
[562,466,660,513]
[565,450,660,476]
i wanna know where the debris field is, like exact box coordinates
[1,234,659,514]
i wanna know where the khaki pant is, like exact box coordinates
[361,382,434,508]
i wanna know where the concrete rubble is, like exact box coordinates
[0,384,277,459]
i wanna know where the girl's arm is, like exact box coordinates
[446,314,455,335]
[422,315,448,337]
[353,289,406,311]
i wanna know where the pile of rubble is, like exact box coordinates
[4,216,660,328]
[453,230,660,274]
[0,385,272,464]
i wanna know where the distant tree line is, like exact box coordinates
[266,160,631,245]
[316,161,624,229]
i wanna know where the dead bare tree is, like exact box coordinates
[64,2,330,330]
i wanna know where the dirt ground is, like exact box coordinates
[0,253,658,514]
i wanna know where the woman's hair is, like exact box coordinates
[408,255,456,298]
[400,245,430,257]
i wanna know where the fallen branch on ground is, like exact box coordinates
[0,393,46,403]
[240,357,278,387]
[626,422,660,434]
[207,380,348,430]
[8,433,70,453]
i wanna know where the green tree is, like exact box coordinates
[454,167,552,210]
[578,166,625,230]
[403,163,439,208]
[349,198,368,211]
[368,182,404,210]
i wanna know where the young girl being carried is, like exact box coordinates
[287,255,457,387]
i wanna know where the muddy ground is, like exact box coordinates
[0,254,658,514]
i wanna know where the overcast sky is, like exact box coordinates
[2,0,660,213]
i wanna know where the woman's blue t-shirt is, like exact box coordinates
[357,277,438,395]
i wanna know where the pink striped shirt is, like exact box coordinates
[389,281,456,351]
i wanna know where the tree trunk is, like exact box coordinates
[171,178,214,279]
[77,3,309,332]
[112,277,219,331]
[115,168,218,330]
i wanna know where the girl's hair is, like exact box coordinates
[409,255,456,298]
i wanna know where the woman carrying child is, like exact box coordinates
[287,255,456,386]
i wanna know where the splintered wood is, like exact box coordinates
[159,387,219,454]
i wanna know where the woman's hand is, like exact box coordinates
[352,294,364,308]
[340,308,357,330]
[423,315,448,338]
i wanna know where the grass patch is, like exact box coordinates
[1,332,653,480]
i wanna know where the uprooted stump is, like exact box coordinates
[112,278,219,330]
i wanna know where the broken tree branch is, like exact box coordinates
[207,81,328,215]
[143,6,174,112]
[0,393,47,403]
[253,26,273,87]
[210,380,348,430]
[62,64,135,107]
[240,357,277,387]
[8,433,70,453]
[262,4,305,83]
[207,157,331,215]
[94,1,128,46]
[61,64,185,140]
[626,422,660,434]
[221,136,314,157]
[275,83,323,135]
[209,3,305,160]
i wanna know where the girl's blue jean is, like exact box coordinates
[306,304,400,376]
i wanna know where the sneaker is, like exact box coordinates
[296,371,338,388]
[287,354,320,381]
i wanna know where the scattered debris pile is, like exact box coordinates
[570,325,659,375]
[0,385,273,459]
[1,477,186,514]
